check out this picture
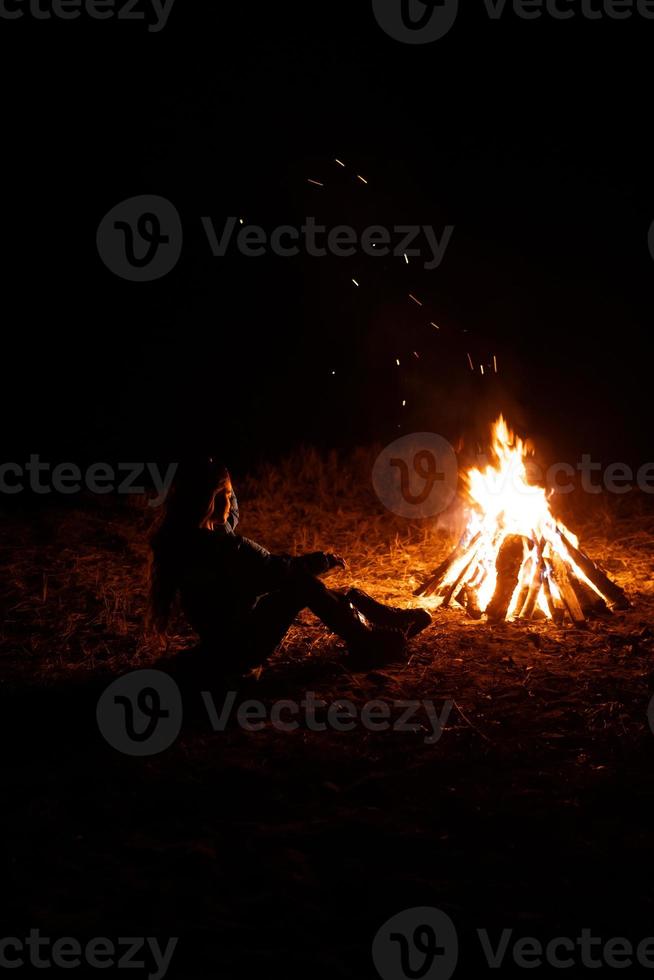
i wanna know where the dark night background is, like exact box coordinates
[3,6,654,978]
[1,1,652,475]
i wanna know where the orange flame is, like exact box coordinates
[435,416,606,620]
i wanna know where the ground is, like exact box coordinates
[2,449,654,978]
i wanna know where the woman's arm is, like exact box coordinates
[232,536,342,593]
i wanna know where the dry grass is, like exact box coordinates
[3,450,654,973]
[1,445,653,686]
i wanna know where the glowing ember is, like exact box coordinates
[416,416,629,624]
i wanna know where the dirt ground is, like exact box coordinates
[2,450,654,978]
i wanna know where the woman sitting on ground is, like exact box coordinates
[148,459,431,674]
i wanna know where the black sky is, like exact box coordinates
[1,1,652,472]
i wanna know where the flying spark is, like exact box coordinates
[356,175,368,184]
[352,279,359,287]
[335,158,345,167]
[307,179,324,187]
[409,294,423,307]
[467,353,474,371]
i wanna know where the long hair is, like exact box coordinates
[148,459,230,636]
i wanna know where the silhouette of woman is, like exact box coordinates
[149,459,431,674]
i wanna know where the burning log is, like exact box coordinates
[550,552,586,626]
[517,538,545,619]
[414,532,481,598]
[486,535,524,621]
[556,529,629,610]
[412,416,630,626]
[570,576,609,618]
[440,544,482,608]
[542,568,565,624]
[462,586,483,619]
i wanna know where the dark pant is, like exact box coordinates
[237,574,352,668]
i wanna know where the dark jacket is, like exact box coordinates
[177,524,330,641]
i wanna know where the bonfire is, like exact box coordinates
[415,416,629,624]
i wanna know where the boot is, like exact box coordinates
[345,623,408,671]
[345,588,432,639]
[322,595,407,668]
